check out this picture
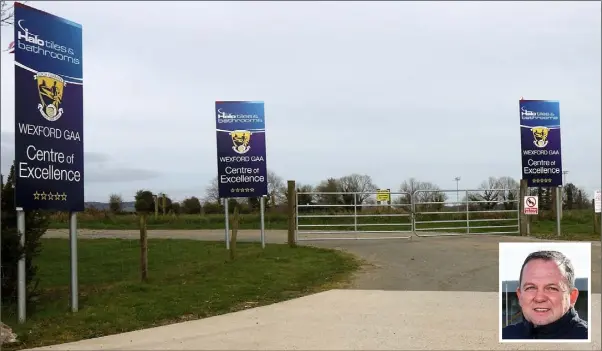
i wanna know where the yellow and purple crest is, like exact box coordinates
[230,130,252,154]
[34,71,66,122]
[530,126,549,148]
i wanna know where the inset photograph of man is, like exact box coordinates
[499,242,591,342]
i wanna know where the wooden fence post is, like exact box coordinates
[287,180,297,248]
[139,213,148,282]
[153,195,159,219]
[229,205,239,260]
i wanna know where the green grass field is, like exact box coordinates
[1,239,361,350]
[47,209,602,241]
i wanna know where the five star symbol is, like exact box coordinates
[33,191,68,201]
[232,188,255,193]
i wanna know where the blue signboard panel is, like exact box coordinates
[215,101,268,198]
[14,2,84,211]
[519,100,562,187]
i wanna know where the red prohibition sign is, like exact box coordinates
[526,197,537,207]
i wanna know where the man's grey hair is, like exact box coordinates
[518,250,576,290]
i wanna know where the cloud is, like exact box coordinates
[84,168,161,183]
[0,131,160,182]
[0,1,600,201]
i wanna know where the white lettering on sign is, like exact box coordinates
[522,149,560,156]
[523,196,539,215]
[523,158,562,175]
[18,162,81,182]
[220,167,264,184]
[218,155,264,163]
[18,123,81,141]
[18,144,81,183]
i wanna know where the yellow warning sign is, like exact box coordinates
[376,189,391,202]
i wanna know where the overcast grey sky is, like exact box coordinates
[1,1,600,202]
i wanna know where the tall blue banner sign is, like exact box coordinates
[14,2,84,211]
[519,100,562,187]
[215,101,268,198]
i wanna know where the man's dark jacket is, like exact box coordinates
[502,307,588,340]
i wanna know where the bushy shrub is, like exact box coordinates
[1,164,49,305]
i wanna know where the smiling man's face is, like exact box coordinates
[516,258,579,326]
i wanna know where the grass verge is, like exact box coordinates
[1,238,361,350]
[50,210,600,234]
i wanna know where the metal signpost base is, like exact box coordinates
[70,212,79,312]
[224,199,230,250]
[17,209,26,323]
[260,196,265,248]
[556,187,562,237]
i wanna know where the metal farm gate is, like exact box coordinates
[295,191,414,241]
[412,189,520,237]
[294,188,519,242]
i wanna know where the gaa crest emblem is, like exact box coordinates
[530,126,549,148]
[35,72,65,122]
[230,130,252,154]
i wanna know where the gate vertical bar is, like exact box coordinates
[294,191,299,243]
[17,209,26,323]
[465,190,470,234]
[411,192,415,233]
[294,191,416,240]
[224,198,230,249]
[69,212,79,312]
[353,193,357,232]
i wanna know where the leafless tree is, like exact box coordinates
[1,0,16,26]
[204,176,220,203]
[398,178,447,210]
[337,173,378,204]
[467,176,519,210]
[267,169,286,205]
[284,183,315,209]
[496,176,519,210]
[315,177,341,205]
[468,176,502,210]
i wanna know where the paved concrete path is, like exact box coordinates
[29,290,601,350]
